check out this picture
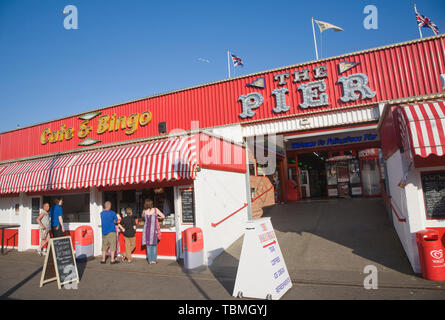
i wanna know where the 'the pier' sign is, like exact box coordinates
[239,63,376,119]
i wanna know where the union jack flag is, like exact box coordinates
[415,6,439,35]
[231,53,243,67]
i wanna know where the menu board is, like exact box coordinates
[53,237,77,284]
[181,188,195,224]
[40,236,79,289]
[421,172,445,219]
[232,217,292,300]
[31,198,40,224]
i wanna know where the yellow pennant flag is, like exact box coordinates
[314,19,344,32]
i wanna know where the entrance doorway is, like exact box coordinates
[296,152,328,198]
[287,149,383,199]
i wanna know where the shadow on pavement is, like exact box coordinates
[208,248,240,296]
[75,258,90,281]
[264,198,415,277]
[0,267,42,299]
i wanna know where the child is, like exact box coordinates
[119,207,137,263]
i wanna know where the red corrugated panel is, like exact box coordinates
[1,36,444,161]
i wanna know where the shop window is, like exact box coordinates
[117,187,175,229]
[104,191,118,213]
[46,193,90,223]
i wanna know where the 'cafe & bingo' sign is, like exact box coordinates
[40,111,152,147]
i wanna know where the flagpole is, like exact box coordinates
[227,50,231,78]
[312,17,319,60]
[414,4,423,39]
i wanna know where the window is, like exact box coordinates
[46,193,90,223]
[115,187,175,228]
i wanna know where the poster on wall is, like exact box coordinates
[421,172,445,219]
[349,160,361,184]
[337,161,350,183]
[326,163,337,186]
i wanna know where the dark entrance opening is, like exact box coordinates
[297,152,328,198]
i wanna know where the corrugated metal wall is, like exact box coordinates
[1,35,444,161]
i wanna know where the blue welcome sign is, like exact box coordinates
[289,132,378,150]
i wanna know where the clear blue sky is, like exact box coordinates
[0,0,444,132]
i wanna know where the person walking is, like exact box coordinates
[141,199,165,264]
[49,197,65,238]
[120,207,137,263]
[100,201,120,264]
[36,202,51,256]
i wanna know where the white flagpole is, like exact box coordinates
[227,50,231,78]
[414,4,423,39]
[312,17,319,60]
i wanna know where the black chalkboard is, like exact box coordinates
[53,237,78,284]
[181,189,195,224]
[40,236,79,289]
[31,198,40,225]
[421,172,445,219]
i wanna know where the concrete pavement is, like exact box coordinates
[1,198,445,300]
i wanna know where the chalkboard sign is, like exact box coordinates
[31,198,40,224]
[40,236,79,289]
[181,188,195,224]
[421,172,445,219]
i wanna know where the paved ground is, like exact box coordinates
[1,198,445,300]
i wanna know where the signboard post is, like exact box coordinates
[40,236,79,289]
[232,217,292,300]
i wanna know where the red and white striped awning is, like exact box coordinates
[397,100,445,157]
[0,135,197,194]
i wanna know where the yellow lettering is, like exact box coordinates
[116,116,126,131]
[97,115,110,134]
[139,111,152,126]
[65,128,74,140]
[109,113,116,132]
[40,128,50,145]
[125,113,139,135]
[78,120,92,139]
[49,131,58,143]
[58,125,66,142]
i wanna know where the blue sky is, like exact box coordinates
[0,0,444,132]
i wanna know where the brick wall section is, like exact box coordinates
[250,175,275,219]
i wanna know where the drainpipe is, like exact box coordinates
[244,137,253,222]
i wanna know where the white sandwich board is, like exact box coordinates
[233,217,292,300]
